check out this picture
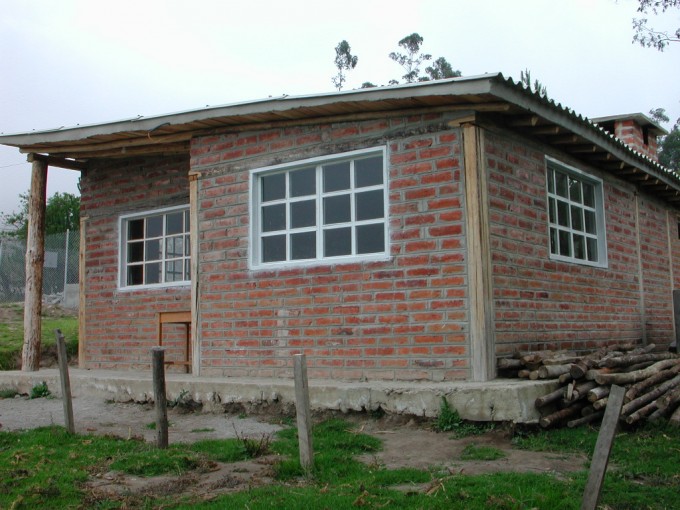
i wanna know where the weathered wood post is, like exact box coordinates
[151,347,169,449]
[22,156,48,371]
[581,384,626,510]
[55,329,75,434]
[293,353,314,471]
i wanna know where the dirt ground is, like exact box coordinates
[0,393,587,502]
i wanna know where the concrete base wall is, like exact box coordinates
[0,369,557,423]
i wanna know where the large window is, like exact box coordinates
[546,158,607,267]
[250,148,388,268]
[120,206,190,288]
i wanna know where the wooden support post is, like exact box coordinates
[22,157,48,371]
[581,384,625,510]
[462,121,496,381]
[293,354,314,471]
[151,347,169,449]
[55,329,75,434]
[189,172,200,375]
[78,217,87,368]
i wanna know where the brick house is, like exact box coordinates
[1,73,677,383]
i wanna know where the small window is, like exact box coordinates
[250,148,388,268]
[120,206,190,288]
[546,159,607,267]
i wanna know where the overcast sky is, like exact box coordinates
[1,0,678,218]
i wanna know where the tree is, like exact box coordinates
[659,127,680,171]
[389,33,432,83]
[332,40,359,91]
[649,107,670,125]
[424,57,461,81]
[520,68,548,98]
[633,0,680,50]
[2,191,80,239]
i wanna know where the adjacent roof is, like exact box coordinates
[1,73,679,204]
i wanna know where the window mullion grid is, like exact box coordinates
[350,159,357,255]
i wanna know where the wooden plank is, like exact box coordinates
[581,384,625,510]
[55,329,75,434]
[22,157,48,372]
[189,172,201,375]
[78,216,87,368]
[27,153,87,171]
[294,354,314,471]
[152,347,169,449]
[463,122,496,381]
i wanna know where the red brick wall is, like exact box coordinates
[191,114,469,381]
[614,120,660,162]
[487,131,675,355]
[80,155,191,369]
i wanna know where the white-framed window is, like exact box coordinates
[119,205,190,289]
[250,147,389,269]
[546,157,607,267]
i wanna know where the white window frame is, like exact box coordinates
[249,147,390,270]
[118,204,191,290]
[545,157,607,268]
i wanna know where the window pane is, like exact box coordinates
[355,156,383,188]
[145,262,161,284]
[324,195,351,225]
[262,204,286,232]
[165,260,184,282]
[569,177,582,203]
[147,216,163,238]
[291,199,316,228]
[587,237,598,262]
[571,206,584,232]
[145,239,161,261]
[290,167,315,197]
[291,232,316,260]
[127,265,143,286]
[262,173,285,202]
[555,171,568,198]
[547,169,555,194]
[128,241,144,263]
[585,210,597,234]
[323,162,350,192]
[549,227,558,255]
[558,229,570,256]
[165,236,184,258]
[128,219,144,240]
[262,235,286,262]
[573,234,585,260]
[184,259,191,281]
[583,182,595,207]
[184,210,190,229]
[167,211,184,235]
[185,234,191,256]
[324,227,351,257]
[557,200,570,227]
[357,224,384,254]
[356,190,384,221]
[548,198,556,223]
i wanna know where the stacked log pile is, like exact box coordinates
[497,344,680,428]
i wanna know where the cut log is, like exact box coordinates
[599,352,679,369]
[535,386,566,408]
[497,358,523,370]
[529,370,540,380]
[538,364,571,379]
[571,381,598,402]
[592,397,609,411]
[518,369,531,378]
[624,400,658,425]
[559,372,573,385]
[581,405,596,417]
[568,411,603,428]
[657,387,680,411]
[620,374,680,417]
[586,368,613,381]
[625,363,680,402]
[570,360,595,379]
[670,406,680,426]
[588,386,610,403]
[622,361,656,373]
[595,359,679,385]
[540,402,587,428]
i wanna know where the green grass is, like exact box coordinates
[1,418,679,509]
[460,443,507,461]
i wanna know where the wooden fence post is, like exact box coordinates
[151,347,169,449]
[581,384,625,510]
[293,354,314,471]
[55,329,75,434]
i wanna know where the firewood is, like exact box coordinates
[558,372,573,385]
[568,411,604,428]
[587,386,610,403]
[620,374,680,417]
[539,402,587,428]
[595,359,679,385]
[624,363,680,402]
[656,387,680,411]
[518,369,531,378]
[529,370,540,380]
[538,364,571,379]
[599,352,679,369]
[581,405,596,417]
[497,358,523,370]
[571,381,598,402]
[570,360,594,379]
[622,361,656,373]
[648,407,669,422]
[542,354,581,366]
[592,397,609,411]
[670,406,680,426]
[535,386,566,408]
[586,368,613,381]
[624,400,659,425]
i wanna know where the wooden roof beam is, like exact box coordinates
[27,153,87,171]
[509,115,540,127]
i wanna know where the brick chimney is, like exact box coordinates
[592,113,667,163]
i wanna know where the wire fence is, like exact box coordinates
[0,230,79,306]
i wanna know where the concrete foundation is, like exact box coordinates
[0,368,557,423]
